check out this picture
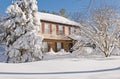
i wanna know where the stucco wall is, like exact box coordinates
[64,26,70,35]
[52,24,57,35]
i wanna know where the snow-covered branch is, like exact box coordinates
[74,7,120,57]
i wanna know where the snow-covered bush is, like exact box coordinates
[1,0,43,63]
[71,40,94,56]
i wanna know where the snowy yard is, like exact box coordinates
[0,0,120,79]
[0,52,120,79]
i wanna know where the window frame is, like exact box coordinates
[56,42,63,51]
[58,25,64,35]
[70,27,75,34]
[42,42,49,52]
[44,23,50,34]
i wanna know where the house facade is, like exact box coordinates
[38,12,80,52]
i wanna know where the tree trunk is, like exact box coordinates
[104,51,109,57]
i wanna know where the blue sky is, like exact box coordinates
[0,0,120,15]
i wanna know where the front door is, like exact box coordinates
[69,43,73,50]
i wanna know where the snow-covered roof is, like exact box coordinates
[37,12,80,26]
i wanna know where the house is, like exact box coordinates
[38,12,80,52]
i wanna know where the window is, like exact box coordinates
[44,23,50,34]
[58,25,64,35]
[57,42,62,51]
[70,27,75,34]
[42,42,49,52]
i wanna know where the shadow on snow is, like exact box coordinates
[0,67,120,75]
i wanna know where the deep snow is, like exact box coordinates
[0,52,120,79]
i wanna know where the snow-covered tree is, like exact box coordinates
[73,7,120,57]
[0,15,5,43]
[2,0,43,63]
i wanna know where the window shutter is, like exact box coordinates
[42,22,44,34]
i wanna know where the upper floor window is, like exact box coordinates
[58,25,64,35]
[44,23,50,34]
[70,27,75,34]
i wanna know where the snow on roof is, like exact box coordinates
[37,12,80,26]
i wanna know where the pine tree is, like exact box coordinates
[59,8,66,17]
[2,0,43,63]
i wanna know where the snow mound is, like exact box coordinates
[43,50,74,60]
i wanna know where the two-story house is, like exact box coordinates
[38,12,80,52]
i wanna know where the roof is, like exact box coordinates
[37,12,80,27]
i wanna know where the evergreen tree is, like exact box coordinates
[2,0,43,63]
[59,8,66,17]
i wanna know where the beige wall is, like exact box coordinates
[41,21,76,52]
[52,24,57,35]
[41,21,77,37]
[43,39,73,52]
[64,26,70,35]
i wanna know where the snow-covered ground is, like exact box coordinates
[0,52,120,79]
